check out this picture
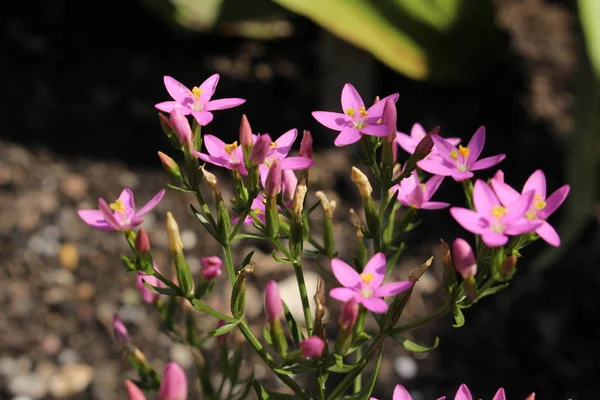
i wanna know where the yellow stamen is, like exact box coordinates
[191,86,203,99]
[358,106,368,118]
[491,205,508,219]
[361,272,373,283]
[458,145,470,159]
[450,149,458,159]
[223,141,238,155]
[269,141,278,149]
[534,194,546,210]
[526,211,537,220]
[420,183,427,192]
[109,199,126,214]
[345,108,355,117]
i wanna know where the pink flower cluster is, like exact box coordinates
[371,383,536,400]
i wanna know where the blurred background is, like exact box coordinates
[2,0,600,398]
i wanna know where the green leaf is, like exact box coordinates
[208,321,239,337]
[122,255,137,272]
[190,205,219,239]
[389,334,440,353]
[273,363,317,375]
[167,183,195,193]
[379,189,399,234]
[235,233,269,240]
[283,301,305,344]
[451,304,465,328]
[327,355,358,373]
[252,379,299,399]
[240,250,255,269]
[190,299,238,323]
[303,200,321,217]
[340,349,383,400]
[477,282,509,300]
[263,326,273,345]
[141,279,182,297]
[271,250,295,264]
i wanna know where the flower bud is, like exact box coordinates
[265,159,282,198]
[299,130,313,160]
[292,183,307,215]
[239,114,254,150]
[125,380,147,400]
[201,167,222,201]
[159,362,188,400]
[249,134,271,166]
[231,263,254,319]
[166,212,194,296]
[264,280,283,322]
[157,152,183,182]
[200,256,223,280]
[452,238,477,280]
[299,336,325,359]
[414,126,439,159]
[135,227,151,254]
[113,314,130,345]
[316,191,337,219]
[338,298,359,330]
[169,107,193,148]
[166,212,184,254]
[500,254,517,280]
[351,167,372,199]
[382,99,397,143]
[525,393,535,400]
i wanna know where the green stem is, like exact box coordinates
[229,205,251,242]
[461,179,474,210]
[353,345,363,393]
[387,304,450,336]
[237,321,310,399]
[293,262,314,335]
[222,244,236,285]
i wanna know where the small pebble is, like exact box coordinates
[48,364,94,398]
[9,374,48,399]
[180,229,197,249]
[393,355,418,379]
[60,174,89,200]
[57,348,80,365]
[77,282,95,300]
[40,335,62,355]
[170,344,193,369]
[59,243,79,270]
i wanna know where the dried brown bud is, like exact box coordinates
[201,167,222,201]
[315,191,337,219]
[292,183,308,215]
[351,167,372,199]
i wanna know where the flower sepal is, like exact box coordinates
[158,113,182,150]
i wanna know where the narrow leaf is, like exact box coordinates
[390,334,440,353]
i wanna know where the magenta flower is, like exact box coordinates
[264,280,284,322]
[298,336,325,358]
[396,123,460,157]
[329,253,413,313]
[450,180,542,247]
[112,314,130,345]
[391,170,449,210]
[369,384,446,400]
[312,84,399,146]
[491,169,570,247]
[158,362,188,400]
[193,135,247,175]
[78,189,165,231]
[125,380,147,400]
[417,126,505,181]
[452,238,477,279]
[155,75,245,126]
[233,195,266,225]
[200,256,223,280]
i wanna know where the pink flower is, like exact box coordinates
[137,264,164,304]
[369,384,445,400]
[312,84,399,146]
[200,256,222,280]
[417,126,505,181]
[391,170,449,210]
[125,380,147,400]
[452,238,477,279]
[193,135,247,175]
[112,314,129,345]
[264,280,284,322]
[329,253,413,313]
[169,107,193,148]
[339,298,359,330]
[155,75,245,126]
[159,362,188,400]
[298,336,325,358]
[78,189,165,231]
[491,169,570,247]
[233,195,266,225]
[396,123,460,157]
[450,180,542,247]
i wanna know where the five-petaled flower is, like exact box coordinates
[391,170,449,210]
[396,123,460,157]
[450,180,541,247]
[329,253,413,313]
[78,188,165,231]
[155,75,246,126]
[312,84,399,146]
[417,126,505,181]
[370,383,509,400]
[491,169,570,247]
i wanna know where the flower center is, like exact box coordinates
[420,183,427,192]
[191,86,203,99]
[525,211,537,220]
[224,141,239,155]
[534,194,546,210]
[269,141,279,149]
[450,145,470,160]
[358,106,368,118]
[490,220,505,233]
[491,205,508,219]
[109,199,126,214]
[361,272,373,283]
[360,285,373,299]
[345,108,355,117]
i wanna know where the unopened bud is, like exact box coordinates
[166,212,184,253]
[113,314,130,345]
[158,151,183,182]
[440,239,457,298]
[452,238,477,279]
[125,380,147,400]
[135,228,151,253]
[525,394,535,400]
[292,183,307,215]
[239,114,254,150]
[170,107,193,148]
[315,191,337,219]
[351,167,372,199]
[264,280,283,322]
[159,362,188,400]
[231,263,254,319]
[414,126,439,159]
[500,254,517,280]
[299,336,325,359]
[265,159,282,198]
[201,167,222,201]
[314,279,326,321]
[382,99,397,143]
[299,130,313,160]
[339,298,359,330]
[200,256,223,281]
[249,134,271,166]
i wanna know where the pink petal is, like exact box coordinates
[273,128,298,157]
[98,198,122,230]
[505,220,542,235]
[504,190,535,224]
[118,189,136,215]
[125,379,148,400]
[194,152,229,169]
[447,137,461,146]
[473,179,499,215]
[204,98,246,111]
[454,384,472,400]
[135,189,166,219]
[424,175,445,201]
[366,93,399,118]
[163,76,191,102]
[405,184,424,208]
[492,388,506,400]
[77,210,114,230]
[411,123,427,140]
[312,111,349,131]
[198,73,220,101]
[450,207,487,234]
[421,201,450,209]
[437,397,447,400]
[362,252,387,287]
[523,169,547,198]
[334,128,362,146]
[396,132,417,154]
[362,124,390,136]
[203,135,229,158]
[155,101,180,113]
[280,157,314,170]
[417,158,454,177]
[191,110,214,126]
[393,385,412,400]
[341,83,364,112]
[481,231,508,247]
[540,185,570,218]
[329,287,357,302]
[470,154,505,171]
[431,135,457,160]
[450,170,474,182]
[360,297,388,313]
[331,258,361,288]
[282,169,298,200]
[536,221,560,246]
[373,281,413,297]
[466,126,485,164]
[491,177,521,206]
